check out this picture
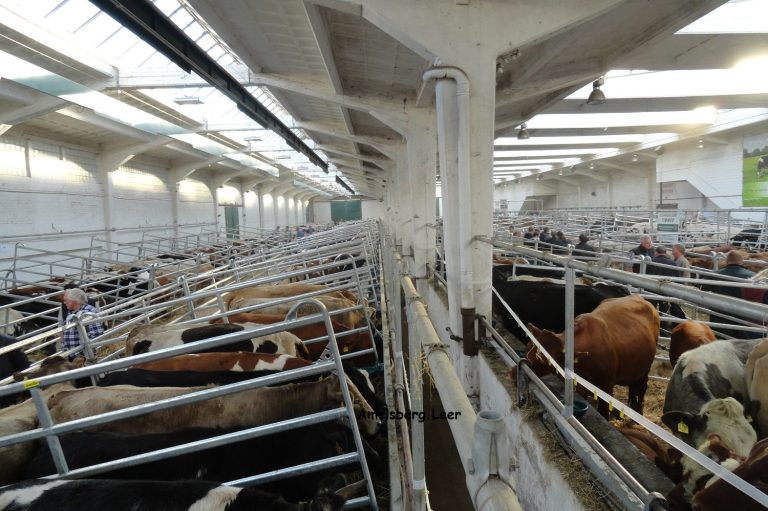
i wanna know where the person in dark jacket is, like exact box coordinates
[625,235,653,273]
[707,251,758,339]
[573,233,596,256]
[539,227,552,243]
[648,246,679,277]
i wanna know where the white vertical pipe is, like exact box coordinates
[431,68,476,311]
[564,267,575,417]
[433,78,462,333]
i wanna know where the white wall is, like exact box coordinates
[657,139,743,209]
[0,133,305,264]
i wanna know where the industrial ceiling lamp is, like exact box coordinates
[589,162,595,170]
[632,153,639,162]
[535,174,542,181]
[586,76,606,106]
[517,122,530,140]
[697,138,705,149]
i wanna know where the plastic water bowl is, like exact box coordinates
[561,399,589,418]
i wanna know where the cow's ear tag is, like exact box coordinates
[22,379,40,389]
[677,421,689,434]
[747,415,753,423]
[574,357,579,364]
[593,390,598,401]
[619,408,625,419]
[342,346,349,353]
[609,401,613,413]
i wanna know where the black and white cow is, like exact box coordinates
[24,422,373,502]
[0,478,349,511]
[662,339,762,449]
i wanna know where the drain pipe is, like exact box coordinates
[422,67,477,356]
[402,276,521,511]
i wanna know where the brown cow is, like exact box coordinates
[0,383,74,485]
[134,352,312,372]
[47,374,379,436]
[691,437,768,511]
[223,283,360,310]
[619,427,681,482]
[209,312,374,363]
[670,321,716,367]
[227,296,368,330]
[525,295,659,417]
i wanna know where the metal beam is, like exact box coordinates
[90,0,327,172]
[336,175,355,194]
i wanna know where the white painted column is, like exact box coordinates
[406,110,438,291]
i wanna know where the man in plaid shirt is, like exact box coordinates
[61,288,103,357]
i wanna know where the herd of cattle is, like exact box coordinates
[494,263,768,510]
[0,268,384,511]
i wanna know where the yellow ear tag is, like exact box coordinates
[593,390,598,401]
[747,415,753,423]
[573,378,578,387]
[677,421,689,434]
[342,346,349,353]
[619,408,625,419]
[609,401,613,412]
[23,379,40,389]
[574,357,579,364]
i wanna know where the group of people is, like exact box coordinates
[518,225,598,256]
[628,234,765,339]
[627,234,691,278]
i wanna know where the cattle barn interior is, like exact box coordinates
[1,1,768,510]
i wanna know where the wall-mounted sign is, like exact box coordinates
[656,212,680,244]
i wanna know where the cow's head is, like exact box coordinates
[674,433,745,504]
[525,323,564,377]
[663,398,757,458]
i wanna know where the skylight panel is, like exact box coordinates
[678,0,768,34]
[527,110,716,129]
[567,69,768,100]
[495,134,649,145]
[168,6,193,27]
[45,0,99,28]
[152,0,182,17]
[494,148,617,157]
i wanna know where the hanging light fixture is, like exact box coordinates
[632,153,639,162]
[517,122,530,140]
[589,162,595,170]
[558,169,564,176]
[697,138,705,149]
[515,178,521,184]
[535,174,542,181]
[587,76,606,106]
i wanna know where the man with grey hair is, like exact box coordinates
[625,234,653,273]
[672,243,690,278]
[61,287,103,358]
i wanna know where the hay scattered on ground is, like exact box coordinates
[611,379,670,432]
